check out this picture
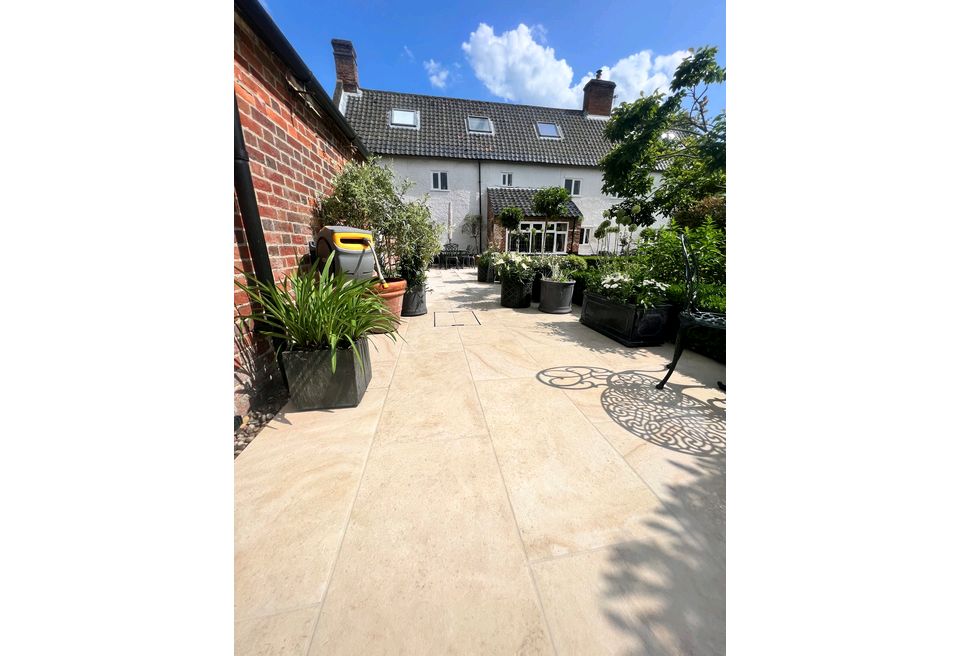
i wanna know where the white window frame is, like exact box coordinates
[535,122,563,139]
[390,108,420,129]
[508,220,568,254]
[564,178,582,196]
[431,171,449,191]
[579,227,592,245]
[466,116,494,135]
[501,172,513,187]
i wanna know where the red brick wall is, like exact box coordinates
[234,10,363,416]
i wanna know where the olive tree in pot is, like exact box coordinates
[316,158,410,322]
[492,251,535,308]
[235,257,398,411]
[397,199,442,316]
[538,256,576,314]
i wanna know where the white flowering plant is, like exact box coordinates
[588,265,668,308]
[492,251,536,283]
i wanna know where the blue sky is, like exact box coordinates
[259,0,724,111]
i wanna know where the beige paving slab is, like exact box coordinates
[463,340,543,381]
[235,390,387,620]
[310,439,552,655]
[366,358,397,390]
[375,351,487,445]
[366,332,402,361]
[595,420,726,564]
[396,325,463,353]
[475,378,666,560]
[235,606,319,656]
[533,537,725,656]
[522,344,613,370]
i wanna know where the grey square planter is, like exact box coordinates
[280,337,372,410]
[580,292,670,346]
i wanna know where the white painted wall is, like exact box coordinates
[378,156,665,254]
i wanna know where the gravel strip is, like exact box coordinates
[234,390,288,458]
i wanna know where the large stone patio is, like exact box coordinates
[235,266,726,655]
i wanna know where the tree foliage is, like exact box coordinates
[497,206,523,232]
[531,186,570,219]
[600,46,726,230]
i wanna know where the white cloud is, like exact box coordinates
[403,46,414,62]
[462,22,690,109]
[423,59,450,89]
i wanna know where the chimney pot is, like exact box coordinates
[331,39,359,93]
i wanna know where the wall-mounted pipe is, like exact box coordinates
[234,95,274,300]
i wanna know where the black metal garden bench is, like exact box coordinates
[657,233,726,390]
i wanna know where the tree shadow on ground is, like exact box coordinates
[536,365,725,652]
[601,454,725,654]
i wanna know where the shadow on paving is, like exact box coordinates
[536,367,725,456]
[602,455,725,654]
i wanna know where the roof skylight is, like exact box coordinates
[467,116,493,134]
[390,109,419,128]
[536,122,561,139]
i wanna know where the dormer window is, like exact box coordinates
[390,109,419,128]
[467,116,493,134]
[536,122,561,139]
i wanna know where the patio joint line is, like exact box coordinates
[304,389,391,655]
[458,325,560,656]
[234,602,323,625]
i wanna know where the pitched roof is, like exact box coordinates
[487,187,583,219]
[342,88,612,167]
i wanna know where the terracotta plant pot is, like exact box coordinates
[371,278,406,331]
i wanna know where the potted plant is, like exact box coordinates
[397,199,442,316]
[235,257,398,410]
[316,159,410,322]
[580,268,671,346]
[529,255,552,303]
[476,249,496,282]
[492,251,535,308]
[538,258,575,314]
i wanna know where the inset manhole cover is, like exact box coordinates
[434,311,481,327]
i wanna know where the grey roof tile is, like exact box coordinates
[487,187,583,219]
[343,88,613,167]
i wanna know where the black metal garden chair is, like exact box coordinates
[443,242,461,269]
[657,233,726,390]
[460,244,476,267]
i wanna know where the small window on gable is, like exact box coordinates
[431,171,448,191]
[501,172,513,187]
[537,122,561,139]
[467,116,493,134]
[390,109,419,128]
[564,178,582,196]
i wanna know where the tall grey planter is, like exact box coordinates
[401,285,427,316]
[280,337,372,410]
[538,280,575,314]
[500,278,532,308]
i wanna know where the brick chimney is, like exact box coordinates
[332,39,359,93]
[582,69,616,116]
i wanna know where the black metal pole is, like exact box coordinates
[234,95,274,289]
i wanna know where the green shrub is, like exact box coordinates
[491,251,535,283]
[672,195,726,231]
[498,207,523,232]
[563,255,588,271]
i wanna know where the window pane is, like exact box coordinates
[468,116,492,132]
[391,109,417,126]
[573,180,581,195]
[555,223,567,232]
[432,172,439,188]
[556,233,566,252]
[440,172,448,189]
[533,229,543,253]
[545,233,555,253]
[564,179,573,193]
[537,122,560,138]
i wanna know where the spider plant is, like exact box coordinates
[235,257,398,373]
